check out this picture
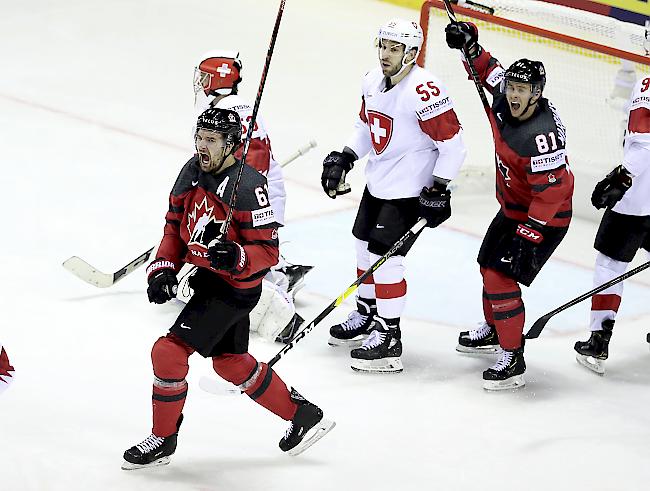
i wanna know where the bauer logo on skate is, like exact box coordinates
[531,149,566,172]
[366,110,393,155]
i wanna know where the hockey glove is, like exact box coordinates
[146,259,178,304]
[208,240,247,275]
[500,221,545,282]
[591,165,632,210]
[321,150,354,199]
[418,182,451,228]
[445,22,480,57]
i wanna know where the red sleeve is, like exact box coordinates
[359,96,367,123]
[155,192,187,272]
[230,209,279,278]
[418,109,462,141]
[526,164,573,224]
[463,49,503,95]
[235,137,272,175]
[628,107,650,133]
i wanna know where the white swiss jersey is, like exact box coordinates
[613,77,650,216]
[345,66,466,199]
[193,92,287,224]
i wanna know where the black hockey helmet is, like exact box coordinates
[504,58,546,94]
[196,107,242,147]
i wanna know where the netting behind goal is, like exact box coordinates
[418,0,650,220]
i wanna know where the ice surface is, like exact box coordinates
[1,1,649,490]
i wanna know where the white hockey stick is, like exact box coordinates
[62,141,317,288]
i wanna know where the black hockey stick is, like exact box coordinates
[217,0,286,242]
[200,218,428,395]
[525,260,650,339]
[442,0,491,111]
[62,247,154,288]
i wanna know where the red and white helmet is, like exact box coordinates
[193,50,243,97]
[377,19,424,70]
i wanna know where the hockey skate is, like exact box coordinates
[350,320,403,373]
[574,320,614,375]
[122,415,183,470]
[275,313,305,344]
[279,388,335,457]
[456,322,500,354]
[328,299,375,348]
[483,347,526,390]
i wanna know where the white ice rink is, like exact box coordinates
[1,1,650,490]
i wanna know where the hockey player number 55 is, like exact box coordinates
[416,82,441,101]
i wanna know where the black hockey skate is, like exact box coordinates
[574,319,614,375]
[483,347,526,390]
[279,388,335,457]
[121,415,183,470]
[275,313,305,344]
[280,264,313,296]
[457,322,499,354]
[350,319,403,373]
[328,298,376,348]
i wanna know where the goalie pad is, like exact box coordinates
[248,279,296,341]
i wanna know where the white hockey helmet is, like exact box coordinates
[193,50,243,97]
[377,18,424,66]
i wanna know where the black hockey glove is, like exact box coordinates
[418,182,451,228]
[500,221,545,282]
[591,165,632,210]
[208,240,247,275]
[445,22,480,57]
[146,259,178,304]
[321,150,354,199]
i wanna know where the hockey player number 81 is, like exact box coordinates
[535,132,558,154]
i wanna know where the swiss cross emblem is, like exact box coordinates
[217,63,232,78]
[366,110,393,155]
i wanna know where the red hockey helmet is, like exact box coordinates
[194,50,243,97]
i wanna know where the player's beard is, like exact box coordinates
[199,149,226,174]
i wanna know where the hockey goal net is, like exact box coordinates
[418,0,650,220]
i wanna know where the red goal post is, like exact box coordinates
[417,0,650,221]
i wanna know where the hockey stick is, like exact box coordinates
[199,218,429,395]
[525,260,650,339]
[442,0,491,111]
[453,0,495,16]
[62,247,154,288]
[217,0,286,242]
[62,140,312,289]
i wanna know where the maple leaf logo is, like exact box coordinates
[187,196,224,248]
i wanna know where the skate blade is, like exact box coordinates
[121,456,171,470]
[483,374,525,391]
[350,357,403,373]
[287,419,336,457]
[327,336,366,348]
[455,344,500,355]
[576,354,605,375]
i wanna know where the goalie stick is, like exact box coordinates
[200,218,429,396]
[525,259,650,339]
[62,140,316,288]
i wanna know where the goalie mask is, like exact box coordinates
[193,50,243,98]
[377,19,424,77]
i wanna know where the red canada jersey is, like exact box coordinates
[156,156,280,290]
[469,50,574,227]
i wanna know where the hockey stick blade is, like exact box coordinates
[198,375,241,396]
[525,259,650,339]
[62,247,154,288]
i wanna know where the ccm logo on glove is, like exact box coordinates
[515,223,543,244]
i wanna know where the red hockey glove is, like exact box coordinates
[208,240,247,275]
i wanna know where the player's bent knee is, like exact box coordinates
[151,335,192,380]
[481,267,518,291]
[212,352,258,386]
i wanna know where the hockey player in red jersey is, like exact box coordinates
[446,22,574,390]
[322,19,467,373]
[574,75,650,374]
[191,50,309,344]
[121,108,334,470]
